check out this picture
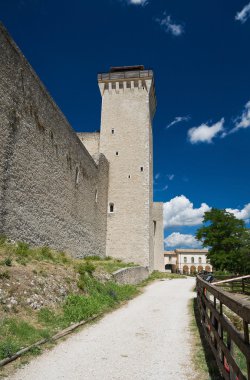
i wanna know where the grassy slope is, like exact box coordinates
[0,236,185,371]
[0,238,138,363]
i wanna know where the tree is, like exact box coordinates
[196,208,250,274]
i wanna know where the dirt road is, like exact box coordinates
[9,277,196,380]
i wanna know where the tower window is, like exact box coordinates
[109,203,114,213]
[75,167,80,185]
[95,189,98,203]
[119,82,123,89]
[111,129,115,135]
[116,151,119,156]
[140,166,144,172]
[128,175,131,179]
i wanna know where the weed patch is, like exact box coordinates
[0,319,49,360]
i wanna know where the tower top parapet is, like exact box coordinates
[97,65,156,119]
[98,66,154,83]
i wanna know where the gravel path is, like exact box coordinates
[9,277,196,380]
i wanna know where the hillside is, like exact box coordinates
[0,236,138,365]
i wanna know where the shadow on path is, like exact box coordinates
[193,297,223,380]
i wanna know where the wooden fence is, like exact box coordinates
[214,276,250,295]
[196,275,250,379]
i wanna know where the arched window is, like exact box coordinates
[95,190,98,203]
[109,203,114,213]
[191,257,194,264]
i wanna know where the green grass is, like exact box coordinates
[0,269,138,361]
[189,297,223,380]
[0,240,72,267]
[0,239,185,366]
[140,270,185,286]
[95,260,136,273]
[0,319,49,360]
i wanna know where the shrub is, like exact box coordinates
[78,262,95,276]
[0,270,10,279]
[0,339,19,359]
[15,242,30,256]
[3,257,12,267]
[38,246,54,261]
[85,255,101,261]
[0,235,7,246]
[0,318,50,359]
[63,294,99,322]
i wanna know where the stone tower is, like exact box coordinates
[98,66,162,270]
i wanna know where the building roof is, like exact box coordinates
[175,249,209,253]
[110,65,145,73]
[164,251,177,256]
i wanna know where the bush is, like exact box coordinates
[3,257,12,267]
[38,246,54,261]
[0,235,7,246]
[0,339,19,359]
[78,262,95,276]
[0,318,49,359]
[63,294,102,323]
[15,242,30,256]
[0,270,10,279]
[85,255,101,261]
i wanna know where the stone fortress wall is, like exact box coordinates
[0,24,109,258]
[0,24,164,270]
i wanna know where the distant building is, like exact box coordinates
[164,249,212,274]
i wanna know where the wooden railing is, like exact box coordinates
[97,70,153,82]
[214,276,250,295]
[196,275,250,379]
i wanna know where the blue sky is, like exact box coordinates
[1,0,250,249]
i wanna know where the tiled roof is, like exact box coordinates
[175,249,209,253]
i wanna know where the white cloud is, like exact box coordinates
[163,195,250,229]
[226,203,250,223]
[235,2,250,23]
[155,173,160,180]
[164,232,202,248]
[163,195,211,228]
[155,13,184,36]
[155,184,168,192]
[167,174,175,181]
[230,101,250,134]
[125,0,148,5]
[187,118,225,144]
[166,116,190,129]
